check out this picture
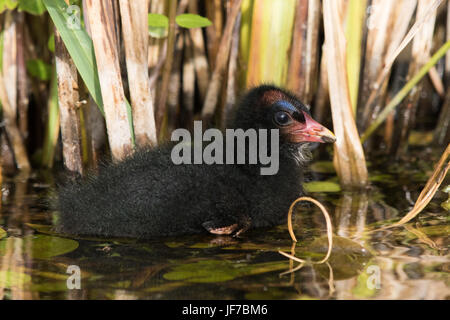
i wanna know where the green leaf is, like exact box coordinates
[148,13,168,38]
[0,271,32,288]
[175,13,212,29]
[19,0,46,15]
[43,0,104,113]
[0,0,18,13]
[48,33,55,52]
[148,13,169,28]
[304,181,342,193]
[0,227,6,239]
[26,59,52,81]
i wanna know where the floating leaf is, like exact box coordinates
[25,223,59,236]
[164,260,238,283]
[245,288,299,300]
[148,13,168,38]
[29,235,79,259]
[352,263,378,298]
[19,0,46,15]
[165,242,185,248]
[0,0,18,13]
[0,235,79,259]
[0,227,6,239]
[304,181,341,193]
[31,281,68,292]
[0,271,32,288]
[163,260,286,283]
[175,13,212,29]
[26,59,52,81]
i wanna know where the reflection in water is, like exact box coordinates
[0,162,449,299]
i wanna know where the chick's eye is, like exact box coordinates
[274,111,292,126]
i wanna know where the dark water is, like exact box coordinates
[0,146,448,300]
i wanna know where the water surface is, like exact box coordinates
[0,146,448,300]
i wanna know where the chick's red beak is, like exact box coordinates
[288,112,336,143]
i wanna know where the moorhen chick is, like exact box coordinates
[56,85,336,239]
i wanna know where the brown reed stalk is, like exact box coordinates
[392,0,438,156]
[359,0,418,131]
[16,12,28,140]
[54,30,84,174]
[0,75,30,171]
[434,2,450,145]
[201,0,243,122]
[182,33,195,127]
[188,0,210,101]
[155,0,177,135]
[287,0,308,97]
[222,12,241,129]
[205,0,222,69]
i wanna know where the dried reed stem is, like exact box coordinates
[394,0,438,155]
[188,0,210,101]
[85,0,133,160]
[55,30,84,174]
[372,143,450,231]
[0,76,30,171]
[2,11,17,119]
[155,0,177,135]
[361,0,442,130]
[323,0,368,188]
[361,40,450,143]
[119,0,157,147]
[279,197,333,264]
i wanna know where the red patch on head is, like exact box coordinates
[261,90,288,106]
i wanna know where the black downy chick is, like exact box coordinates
[56,85,336,239]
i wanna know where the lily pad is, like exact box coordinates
[163,260,286,283]
[25,223,56,235]
[29,235,79,259]
[0,271,32,288]
[304,181,341,193]
[307,236,372,280]
[0,235,79,259]
[352,263,379,298]
[30,281,68,293]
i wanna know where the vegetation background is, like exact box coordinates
[0,0,448,190]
